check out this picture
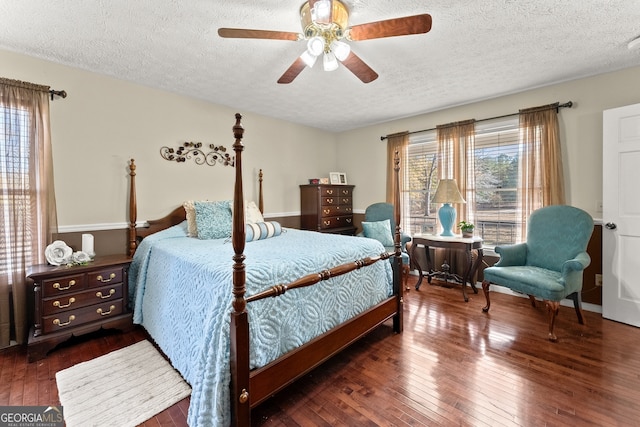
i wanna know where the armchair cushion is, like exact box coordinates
[362,219,394,247]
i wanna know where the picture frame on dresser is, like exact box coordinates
[330,172,347,185]
[329,172,341,185]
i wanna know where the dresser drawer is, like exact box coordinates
[321,205,349,217]
[320,187,339,197]
[321,196,339,206]
[338,196,352,206]
[337,188,352,197]
[320,215,354,230]
[88,266,124,288]
[42,283,124,316]
[42,299,124,334]
[42,274,86,297]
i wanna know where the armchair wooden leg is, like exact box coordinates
[567,292,586,325]
[528,295,537,307]
[402,264,410,291]
[545,300,560,342]
[481,280,491,312]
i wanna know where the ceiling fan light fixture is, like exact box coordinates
[300,50,318,68]
[330,39,350,61]
[323,51,339,71]
[311,0,332,24]
[307,36,325,56]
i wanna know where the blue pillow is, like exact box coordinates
[194,200,232,239]
[245,221,282,242]
[362,219,394,247]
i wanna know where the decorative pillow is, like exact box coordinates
[245,201,264,224]
[362,219,394,247]
[245,221,282,242]
[194,200,232,239]
[183,200,197,237]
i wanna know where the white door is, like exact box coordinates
[602,103,640,327]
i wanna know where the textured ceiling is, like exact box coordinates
[1,1,640,132]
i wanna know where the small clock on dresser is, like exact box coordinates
[26,254,134,362]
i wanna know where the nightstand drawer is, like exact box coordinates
[87,267,124,288]
[42,274,86,297]
[42,283,124,316]
[42,299,124,334]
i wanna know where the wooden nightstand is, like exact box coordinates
[27,254,134,362]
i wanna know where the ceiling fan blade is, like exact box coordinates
[348,14,432,41]
[340,51,378,83]
[277,57,307,84]
[218,28,300,41]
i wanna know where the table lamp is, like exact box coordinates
[432,179,466,236]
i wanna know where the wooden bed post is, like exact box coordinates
[258,168,264,214]
[392,150,404,333]
[229,113,251,426]
[128,159,137,258]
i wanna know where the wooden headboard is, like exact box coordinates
[127,158,263,257]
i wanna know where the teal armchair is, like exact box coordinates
[359,202,411,288]
[482,205,594,341]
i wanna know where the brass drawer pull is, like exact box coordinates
[53,280,76,291]
[53,315,75,327]
[97,305,116,316]
[96,273,116,283]
[53,297,76,309]
[323,209,331,215]
[325,189,333,195]
[96,289,116,299]
[323,220,331,226]
[326,198,334,204]
[346,218,352,223]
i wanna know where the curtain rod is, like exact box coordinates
[0,78,67,101]
[380,101,573,141]
[49,89,67,101]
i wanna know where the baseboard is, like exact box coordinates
[409,271,602,314]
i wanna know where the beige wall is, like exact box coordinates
[4,47,640,230]
[1,49,338,230]
[337,66,640,220]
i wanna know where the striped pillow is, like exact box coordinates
[245,221,282,242]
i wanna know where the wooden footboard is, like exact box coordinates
[229,114,404,425]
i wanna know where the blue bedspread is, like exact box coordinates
[128,222,393,426]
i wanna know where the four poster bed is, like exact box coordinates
[127,113,404,426]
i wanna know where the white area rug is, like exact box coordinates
[56,340,191,427]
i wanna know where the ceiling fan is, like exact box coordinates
[217,0,432,84]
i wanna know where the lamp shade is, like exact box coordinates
[432,179,466,204]
[432,179,466,236]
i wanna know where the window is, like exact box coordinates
[0,104,33,282]
[404,117,520,248]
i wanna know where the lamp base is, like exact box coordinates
[438,203,457,236]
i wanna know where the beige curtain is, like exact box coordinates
[434,120,476,275]
[0,78,58,347]
[386,131,409,204]
[518,103,565,241]
[436,119,476,224]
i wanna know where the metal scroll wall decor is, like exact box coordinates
[160,141,235,166]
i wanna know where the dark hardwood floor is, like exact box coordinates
[2,275,640,426]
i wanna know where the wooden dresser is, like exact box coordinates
[27,254,134,361]
[300,184,356,235]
